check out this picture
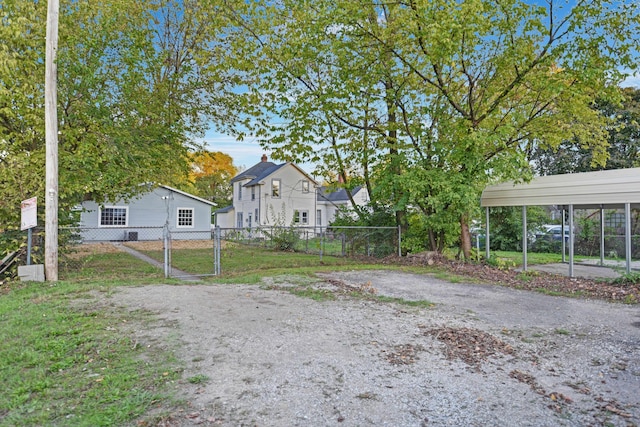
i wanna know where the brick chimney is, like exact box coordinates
[261,154,268,162]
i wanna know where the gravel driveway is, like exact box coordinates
[108,270,640,426]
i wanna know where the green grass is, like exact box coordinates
[490,250,625,267]
[186,374,210,385]
[60,252,164,282]
[491,251,564,266]
[374,295,434,308]
[0,281,183,426]
[155,243,379,281]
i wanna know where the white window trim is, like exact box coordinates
[302,180,309,193]
[294,209,309,224]
[177,207,195,228]
[272,179,281,198]
[98,206,129,227]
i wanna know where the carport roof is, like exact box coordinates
[480,167,640,209]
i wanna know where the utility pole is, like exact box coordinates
[44,0,59,281]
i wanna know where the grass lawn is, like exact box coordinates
[490,250,621,267]
[0,280,182,426]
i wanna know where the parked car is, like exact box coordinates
[536,224,570,242]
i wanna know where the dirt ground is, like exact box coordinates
[106,270,640,427]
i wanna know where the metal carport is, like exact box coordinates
[480,167,640,277]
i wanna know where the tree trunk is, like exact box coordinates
[460,215,472,260]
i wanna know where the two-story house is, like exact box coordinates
[214,155,369,229]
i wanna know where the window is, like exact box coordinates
[177,208,194,228]
[238,182,243,200]
[272,179,281,198]
[237,212,243,228]
[251,186,256,201]
[316,209,322,226]
[99,206,127,227]
[302,180,309,193]
[294,210,309,224]
[606,212,625,229]
[255,208,259,224]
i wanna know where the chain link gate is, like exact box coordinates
[163,225,221,279]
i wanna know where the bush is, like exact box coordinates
[263,227,300,251]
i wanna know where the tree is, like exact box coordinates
[220,0,639,259]
[531,87,640,175]
[183,151,237,207]
[0,0,238,233]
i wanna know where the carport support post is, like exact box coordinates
[561,209,567,263]
[485,207,490,260]
[522,206,528,271]
[600,207,605,266]
[569,205,574,278]
[625,203,631,274]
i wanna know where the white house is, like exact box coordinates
[214,155,369,229]
[79,184,216,241]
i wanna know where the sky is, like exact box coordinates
[198,128,319,175]
[201,73,640,173]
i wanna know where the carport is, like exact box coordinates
[480,167,640,277]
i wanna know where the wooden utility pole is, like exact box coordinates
[44,0,60,281]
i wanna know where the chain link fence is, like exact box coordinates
[10,225,397,281]
[218,226,400,259]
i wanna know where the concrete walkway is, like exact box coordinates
[114,243,202,282]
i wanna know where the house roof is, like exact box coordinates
[480,168,640,209]
[231,160,279,183]
[318,185,363,203]
[159,185,217,207]
[214,205,234,214]
[232,159,319,187]
[244,164,287,186]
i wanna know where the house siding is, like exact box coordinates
[215,158,370,229]
[80,186,214,241]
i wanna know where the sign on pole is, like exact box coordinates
[21,197,38,231]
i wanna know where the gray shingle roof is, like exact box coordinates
[231,161,280,183]
[214,205,234,214]
[317,185,363,202]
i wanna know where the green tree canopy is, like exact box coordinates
[0,0,237,230]
[531,87,640,175]
[219,0,639,258]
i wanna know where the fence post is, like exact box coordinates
[163,225,170,278]
[214,226,221,276]
[398,226,402,257]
